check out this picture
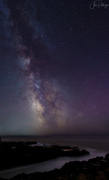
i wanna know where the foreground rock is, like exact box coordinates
[1,154,109,180]
[0,142,89,170]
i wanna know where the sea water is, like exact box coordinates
[2,135,109,152]
[0,135,109,179]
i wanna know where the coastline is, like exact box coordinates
[1,154,109,180]
[0,136,109,179]
[0,140,107,179]
[1,135,109,152]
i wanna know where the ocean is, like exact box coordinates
[0,135,109,179]
[1,135,109,152]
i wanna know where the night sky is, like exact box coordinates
[0,0,109,135]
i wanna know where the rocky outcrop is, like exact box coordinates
[0,142,89,170]
[2,154,109,180]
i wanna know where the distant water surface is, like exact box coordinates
[2,135,109,152]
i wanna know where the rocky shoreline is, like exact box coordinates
[1,154,109,180]
[1,141,109,180]
[0,142,89,170]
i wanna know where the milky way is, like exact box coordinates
[0,0,109,135]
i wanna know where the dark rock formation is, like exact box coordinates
[0,142,89,170]
[8,155,109,180]
[1,154,109,179]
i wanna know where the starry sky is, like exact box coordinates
[0,0,109,135]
